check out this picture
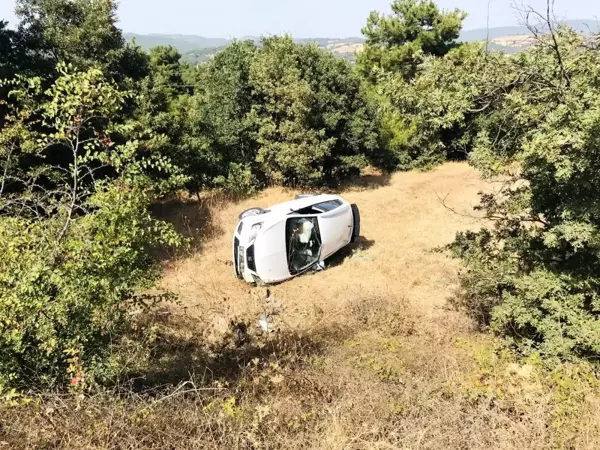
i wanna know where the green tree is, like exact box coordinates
[251,36,380,186]
[381,43,509,169]
[0,21,24,129]
[451,29,600,360]
[183,40,258,194]
[0,65,182,389]
[357,0,466,81]
[147,45,186,98]
[0,21,21,81]
[14,0,148,81]
[135,45,187,155]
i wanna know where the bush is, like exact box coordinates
[451,29,600,360]
[214,162,257,197]
[182,37,382,190]
[0,186,179,388]
[0,66,182,390]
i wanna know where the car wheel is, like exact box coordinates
[239,207,265,220]
[350,203,360,243]
[295,194,317,199]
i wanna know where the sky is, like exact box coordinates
[1,0,598,38]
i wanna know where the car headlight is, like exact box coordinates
[248,222,263,241]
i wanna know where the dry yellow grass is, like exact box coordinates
[4,163,600,449]
[160,162,486,330]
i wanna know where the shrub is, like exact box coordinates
[451,29,600,360]
[214,162,257,197]
[183,37,382,190]
[0,66,182,389]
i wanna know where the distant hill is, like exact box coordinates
[124,33,230,53]
[459,19,599,45]
[124,32,365,64]
[125,19,599,64]
[124,32,364,52]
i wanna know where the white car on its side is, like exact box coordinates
[233,194,360,285]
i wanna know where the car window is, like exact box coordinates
[286,217,322,274]
[312,199,342,213]
[293,199,342,215]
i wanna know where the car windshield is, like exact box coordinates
[286,217,322,275]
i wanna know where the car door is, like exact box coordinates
[285,215,322,276]
[317,201,353,260]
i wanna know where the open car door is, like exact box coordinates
[286,217,322,275]
[317,203,353,259]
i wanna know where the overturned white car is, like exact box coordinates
[233,194,360,284]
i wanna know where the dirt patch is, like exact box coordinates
[492,35,537,47]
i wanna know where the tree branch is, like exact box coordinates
[0,144,14,198]
[55,132,80,246]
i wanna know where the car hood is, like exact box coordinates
[252,220,291,283]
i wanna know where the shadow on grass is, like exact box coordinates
[325,236,376,269]
[335,171,393,192]
[121,312,353,396]
[151,195,224,256]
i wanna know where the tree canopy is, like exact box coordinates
[451,29,600,359]
[14,0,148,81]
[358,0,466,81]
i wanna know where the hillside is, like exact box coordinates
[124,32,365,52]
[10,163,600,448]
[124,32,365,63]
[125,19,599,63]
[124,33,230,53]
[459,19,598,53]
[457,19,599,42]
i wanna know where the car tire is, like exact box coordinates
[350,203,360,243]
[295,194,317,199]
[239,207,265,221]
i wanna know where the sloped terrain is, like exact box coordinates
[5,163,600,449]
[149,162,599,449]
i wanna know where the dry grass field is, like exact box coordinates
[4,163,600,449]
[160,162,485,330]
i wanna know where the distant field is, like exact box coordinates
[491,35,537,47]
